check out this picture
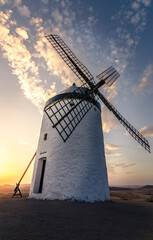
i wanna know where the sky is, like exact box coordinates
[0,0,153,186]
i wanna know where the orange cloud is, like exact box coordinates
[102,107,119,133]
[30,17,78,87]
[0,11,79,113]
[105,151,121,157]
[16,27,28,39]
[0,10,56,111]
[105,143,122,150]
[139,125,153,137]
[134,64,153,93]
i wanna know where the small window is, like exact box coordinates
[94,107,96,111]
[44,133,47,140]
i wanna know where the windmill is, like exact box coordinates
[43,34,150,152]
[13,34,150,201]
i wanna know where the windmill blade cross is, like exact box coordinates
[45,33,150,152]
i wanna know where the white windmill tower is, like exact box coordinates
[29,83,110,201]
[28,34,150,202]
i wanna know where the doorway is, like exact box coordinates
[33,158,46,193]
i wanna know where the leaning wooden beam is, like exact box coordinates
[12,152,36,198]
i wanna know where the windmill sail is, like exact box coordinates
[97,91,150,153]
[45,34,95,89]
[44,85,95,142]
[96,66,120,87]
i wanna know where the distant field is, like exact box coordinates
[0,184,30,198]
[110,188,153,202]
[0,184,153,202]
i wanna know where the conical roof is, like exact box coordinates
[44,83,101,110]
[58,83,78,94]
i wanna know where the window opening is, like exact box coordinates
[44,133,47,140]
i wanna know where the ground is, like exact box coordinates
[0,185,153,240]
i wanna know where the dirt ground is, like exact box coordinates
[0,185,153,240]
[0,197,153,240]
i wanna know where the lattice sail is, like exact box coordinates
[97,91,150,153]
[96,66,120,87]
[44,92,93,142]
[45,34,95,89]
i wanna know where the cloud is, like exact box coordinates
[133,64,153,94]
[103,81,119,101]
[61,0,65,8]
[105,151,121,157]
[105,144,122,150]
[107,163,115,173]
[0,0,10,5]
[131,8,146,25]
[52,8,63,23]
[0,11,56,111]
[87,16,98,28]
[51,5,76,28]
[30,17,43,26]
[42,8,48,14]
[30,17,77,87]
[13,1,31,17]
[141,0,151,7]
[14,0,21,6]
[115,163,135,168]
[100,73,120,133]
[41,0,48,4]
[107,161,135,174]
[89,7,93,12]
[139,126,153,137]
[124,0,151,31]
[17,5,31,17]
[0,9,79,112]
[0,9,12,24]
[110,0,152,74]
[16,27,28,39]
[105,143,123,158]
[102,108,119,133]
[131,1,140,10]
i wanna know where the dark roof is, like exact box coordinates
[44,83,101,110]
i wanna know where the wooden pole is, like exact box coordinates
[12,152,36,198]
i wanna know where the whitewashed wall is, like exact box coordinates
[29,97,110,202]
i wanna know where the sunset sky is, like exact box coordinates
[0,0,153,186]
